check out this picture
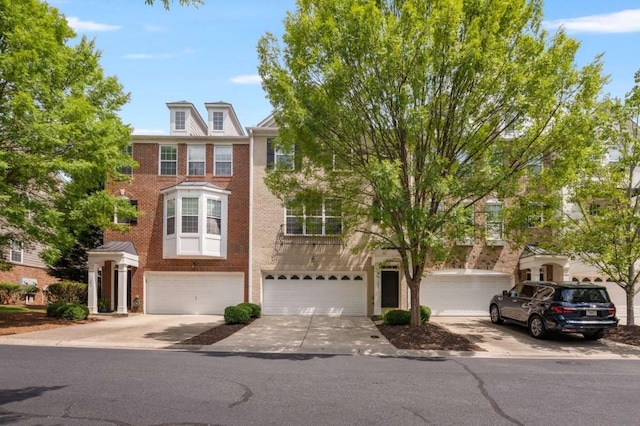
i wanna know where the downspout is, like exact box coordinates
[248,128,254,303]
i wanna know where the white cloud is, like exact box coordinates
[132,128,165,135]
[230,74,262,85]
[124,53,156,59]
[544,9,640,34]
[66,17,121,32]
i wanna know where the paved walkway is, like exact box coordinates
[1,314,640,359]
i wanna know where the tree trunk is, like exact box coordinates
[408,280,421,327]
[626,288,635,326]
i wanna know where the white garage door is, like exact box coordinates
[145,272,244,314]
[420,271,511,316]
[263,272,367,316]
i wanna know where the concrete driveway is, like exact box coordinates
[431,317,640,359]
[0,314,223,350]
[205,315,395,355]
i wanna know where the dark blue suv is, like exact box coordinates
[489,281,618,340]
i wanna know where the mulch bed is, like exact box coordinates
[604,325,640,346]
[376,322,485,351]
[0,311,97,336]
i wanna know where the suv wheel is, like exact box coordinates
[490,304,503,324]
[528,315,547,339]
[583,330,605,341]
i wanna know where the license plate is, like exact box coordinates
[586,310,597,316]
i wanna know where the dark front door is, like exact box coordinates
[381,270,399,308]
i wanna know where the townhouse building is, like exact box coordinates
[87,101,639,320]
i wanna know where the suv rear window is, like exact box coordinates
[560,288,610,303]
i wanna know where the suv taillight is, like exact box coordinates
[552,306,575,314]
[608,307,616,316]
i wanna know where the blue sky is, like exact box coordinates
[49,0,640,135]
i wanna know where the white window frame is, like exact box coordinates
[10,241,23,263]
[214,145,233,176]
[212,111,224,131]
[166,198,176,235]
[207,199,222,235]
[175,111,186,130]
[181,197,199,233]
[485,201,503,241]
[159,145,177,175]
[118,145,133,175]
[187,145,206,176]
[275,147,295,170]
[285,199,342,236]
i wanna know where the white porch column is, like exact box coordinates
[117,263,128,314]
[87,264,99,314]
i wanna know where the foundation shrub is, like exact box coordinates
[383,309,411,325]
[237,302,261,318]
[224,305,251,324]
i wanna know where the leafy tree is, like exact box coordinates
[46,227,103,283]
[555,72,640,325]
[0,0,135,268]
[258,0,605,325]
[145,0,203,9]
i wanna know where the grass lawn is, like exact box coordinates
[0,305,46,313]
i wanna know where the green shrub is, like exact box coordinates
[383,309,411,325]
[224,305,251,324]
[420,305,432,324]
[0,282,21,304]
[46,282,87,304]
[237,302,261,318]
[46,301,66,317]
[59,304,88,321]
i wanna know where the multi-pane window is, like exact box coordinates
[160,145,177,175]
[118,145,133,174]
[166,198,176,235]
[267,138,295,170]
[175,111,186,130]
[10,241,22,263]
[207,199,222,235]
[285,199,342,236]
[181,197,199,233]
[212,111,224,131]
[214,146,232,176]
[188,145,205,175]
[589,203,601,216]
[485,203,503,241]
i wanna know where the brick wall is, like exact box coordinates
[0,264,59,305]
[105,138,250,310]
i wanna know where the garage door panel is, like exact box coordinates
[146,273,244,315]
[263,273,366,316]
[420,274,510,316]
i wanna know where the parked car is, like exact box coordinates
[489,281,618,340]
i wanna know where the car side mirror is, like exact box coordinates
[502,290,508,296]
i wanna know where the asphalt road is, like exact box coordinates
[1,346,639,425]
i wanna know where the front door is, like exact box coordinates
[381,270,399,308]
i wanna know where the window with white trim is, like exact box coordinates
[166,198,176,235]
[212,111,224,131]
[161,184,230,259]
[188,145,205,175]
[175,111,186,130]
[485,202,503,241]
[181,197,199,233]
[160,145,177,175]
[207,199,222,235]
[285,199,342,236]
[118,145,133,175]
[267,138,295,170]
[214,145,232,176]
[10,241,22,263]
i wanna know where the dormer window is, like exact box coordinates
[212,111,223,131]
[161,182,230,259]
[175,111,186,130]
